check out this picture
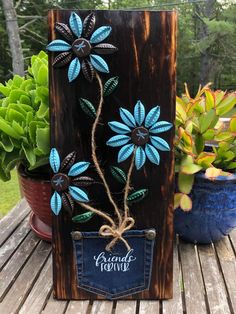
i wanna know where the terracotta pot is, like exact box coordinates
[17,164,52,241]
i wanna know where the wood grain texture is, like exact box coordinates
[49,9,176,300]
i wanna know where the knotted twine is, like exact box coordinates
[79,73,135,251]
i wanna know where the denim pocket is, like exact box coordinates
[71,229,156,299]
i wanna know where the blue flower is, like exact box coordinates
[106,100,173,170]
[49,148,90,215]
[46,12,118,82]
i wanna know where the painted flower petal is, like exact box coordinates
[68,58,81,82]
[106,135,131,147]
[108,121,131,134]
[145,106,160,128]
[46,39,71,52]
[69,12,82,38]
[134,100,145,126]
[55,22,74,42]
[93,43,118,55]
[83,12,96,38]
[69,186,89,202]
[90,26,112,44]
[149,121,173,134]
[90,54,109,73]
[118,144,135,163]
[62,192,74,214]
[52,52,72,68]
[119,108,136,128]
[82,59,95,82]
[50,191,62,215]
[135,146,146,170]
[68,161,90,176]
[145,143,160,165]
[150,136,170,151]
[49,148,60,173]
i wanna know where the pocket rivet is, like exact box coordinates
[72,231,82,240]
[145,229,156,240]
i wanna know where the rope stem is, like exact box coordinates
[91,73,122,225]
[79,203,115,228]
[123,149,136,219]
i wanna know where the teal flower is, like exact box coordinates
[47,12,117,82]
[49,148,90,215]
[106,100,172,170]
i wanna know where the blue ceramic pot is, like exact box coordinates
[174,172,236,243]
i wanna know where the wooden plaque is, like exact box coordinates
[49,9,176,300]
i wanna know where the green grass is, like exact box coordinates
[0,169,21,219]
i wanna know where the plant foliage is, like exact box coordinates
[0,51,49,181]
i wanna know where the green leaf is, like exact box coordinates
[0,134,14,152]
[203,129,215,140]
[79,98,96,119]
[195,134,204,154]
[37,102,48,118]
[178,172,194,194]
[72,211,95,223]
[28,157,49,170]
[0,164,10,182]
[9,89,27,103]
[174,193,182,209]
[181,163,202,174]
[12,120,24,136]
[7,108,25,124]
[110,166,127,184]
[197,152,216,168]
[199,109,217,134]
[36,127,50,154]
[0,84,10,96]
[0,117,21,139]
[214,132,233,142]
[230,116,236,132]
[216,93,236,116]
[104,76,119,96]
[179,194,192,212]
[127,189,148,204]
[205,90,215,111]
[36,64,48,86]
[22,143,36,167]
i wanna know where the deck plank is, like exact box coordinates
[0,199,30,246]
[214,237,236,313]
[115,301,137,314]
[229,228,236,254]
[0,231,40,301]
[139,301,159,313]
[179,241,207,314]
[65,300,90,314]
[19,255,52,314]
[41,291,68,314]
[198,244,231,314]
[91,301,113,314]
[0,216,30,270]
[0,240,51,314]
[162,244,183,314]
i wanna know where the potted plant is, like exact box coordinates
[174,83,236,243]
[0,51,51,240]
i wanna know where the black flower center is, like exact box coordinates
[51,173,70,192]
[72,38,91,58]
[131,127,149,145]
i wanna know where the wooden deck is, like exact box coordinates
[0,199,236,314]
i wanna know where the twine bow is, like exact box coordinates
[99,217,135,251]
